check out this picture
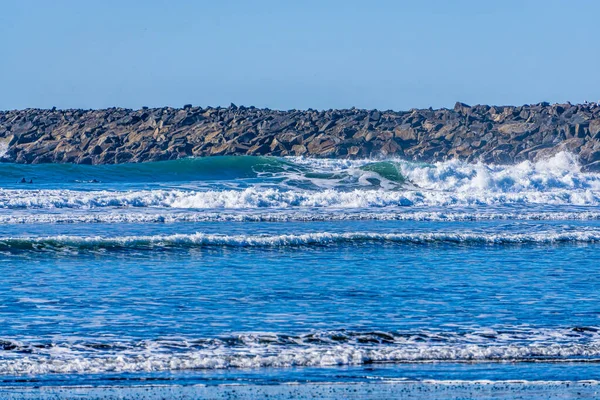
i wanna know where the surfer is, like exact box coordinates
[19,177,26,183]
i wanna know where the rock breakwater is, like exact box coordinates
[1,102,600,169]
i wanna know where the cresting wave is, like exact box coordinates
[2,327,600,374]
[0,156,289,184]
[2,230,600,252]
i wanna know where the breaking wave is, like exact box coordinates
[2,327,600,374]
[1,152,599,209]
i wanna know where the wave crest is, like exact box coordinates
[1,230,599,253]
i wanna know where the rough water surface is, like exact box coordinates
[1,153,600,398]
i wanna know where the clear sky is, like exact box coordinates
[1,0,599,111]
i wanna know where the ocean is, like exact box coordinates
[1,152,600,399]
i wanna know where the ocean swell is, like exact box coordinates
[1,230,600,253]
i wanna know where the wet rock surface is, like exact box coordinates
[1,102,600,170]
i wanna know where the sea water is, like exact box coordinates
[1,152,600,398]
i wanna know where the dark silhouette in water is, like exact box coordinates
[18,178,33,184]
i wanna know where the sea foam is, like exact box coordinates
[1,185,600,210]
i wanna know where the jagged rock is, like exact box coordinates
[394,125,416,142]
[454,102,471,114]
[498,123,536,135]
[291,144,307,155]
[590,120,600,138]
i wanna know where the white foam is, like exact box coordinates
[1,185,600,210]
[399,152,600,192]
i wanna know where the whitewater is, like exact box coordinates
[2,152,600,397]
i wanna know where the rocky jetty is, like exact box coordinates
[1,102,600,170]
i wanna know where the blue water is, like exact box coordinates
[1,153,600,390]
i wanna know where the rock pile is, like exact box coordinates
[1,102,600,170]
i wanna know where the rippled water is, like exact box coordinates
[1,152,600,393]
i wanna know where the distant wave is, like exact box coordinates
[3,210,600,224]
[2,327,600,374]
[2,186,600,210]
[1,230,600,253]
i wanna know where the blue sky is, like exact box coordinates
[1,0,599,110]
